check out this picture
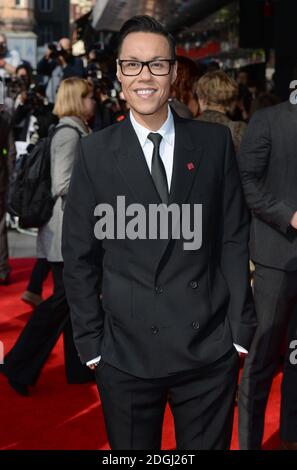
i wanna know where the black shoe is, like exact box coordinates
[0,363,7,378]
[7,378,29,397]
[0,365,28,396]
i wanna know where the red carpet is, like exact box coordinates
[0,258,281,450]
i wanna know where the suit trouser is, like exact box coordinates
[27,258,51,295]
[238,263,297,449]
[4,262,94,385]
[95,347,239,450]
[0,192,9,279]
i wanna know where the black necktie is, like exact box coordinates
[147,132,169,204]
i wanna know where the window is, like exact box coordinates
[38,0,53,12]
[39,25,54,45]
[15,0,22,6]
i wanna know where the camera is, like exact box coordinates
[48,43,60,59]
[48,43,70,63]
[2,76,27,99]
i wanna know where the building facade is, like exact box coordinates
[34,0,70,46]
[0,0,35,32]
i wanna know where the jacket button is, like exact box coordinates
[155,286,164,294]
[192,320,200,330]
[189,280,198,289]
[151,326,159,334]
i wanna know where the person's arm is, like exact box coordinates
[220,128,257,351]
[238,110,295,233]
[0,50,20,76]
[37,55,57,77]
[0,60,16,76]
[62,140,104,364]
[51,128,80,198]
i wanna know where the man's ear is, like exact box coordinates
[116,61,121,83]
[171,62,178,84]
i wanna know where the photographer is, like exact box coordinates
[0,33,21,79]
[1,63,33,116]
[85,48,99,77]
[12,83,57,145]
[13,64,33,107]
[90,76,128,130]
[37,38,85,103]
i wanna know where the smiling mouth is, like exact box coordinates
[134,89,157,98]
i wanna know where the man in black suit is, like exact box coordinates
[62,15,256,450]
[238,100,297,450]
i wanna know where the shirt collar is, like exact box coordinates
[129,105,175,149]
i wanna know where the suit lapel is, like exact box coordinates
[168,111,203,206]
[114,116,162,206]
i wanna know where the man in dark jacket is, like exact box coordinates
[62,15,256,450]
[238,100,297,450]
[0,107,16,284]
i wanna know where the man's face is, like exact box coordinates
[17,68,30,87]
[116,32,177,117]
[59,38,72,53]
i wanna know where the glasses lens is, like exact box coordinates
[122,61,142,75]
[149,61,170,75]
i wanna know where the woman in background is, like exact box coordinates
[169,55,202,119]
[0,78,96,395]
[196,70,247,154]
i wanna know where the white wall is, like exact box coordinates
[6,32,37,68]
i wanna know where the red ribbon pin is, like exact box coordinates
[187,162,195,171]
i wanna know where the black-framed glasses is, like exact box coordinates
[117,59,176,76]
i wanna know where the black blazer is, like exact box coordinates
[238,101,297,271]
[62,109,256,378]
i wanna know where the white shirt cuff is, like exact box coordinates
[86,355,101,366]
[233,343,248,354]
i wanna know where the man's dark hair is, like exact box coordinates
[117,15,176,59]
